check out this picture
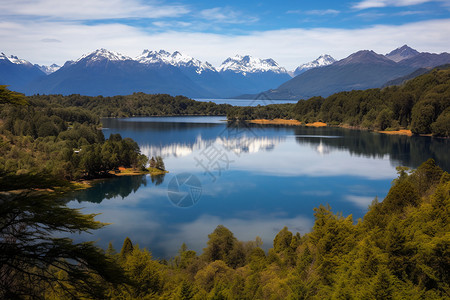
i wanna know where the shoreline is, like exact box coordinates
[376,129,413,136]
[248,119,327,127]
[74,167,168,188]
[247,118,416,136]
[1,168,169,197]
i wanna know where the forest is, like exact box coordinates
[0,86,150,190]
[227,66,450,137]
[28,92,232,118]
[1,159,449,299]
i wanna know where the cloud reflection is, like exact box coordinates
[156,213,314,258]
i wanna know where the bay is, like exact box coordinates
[67,116,449,258]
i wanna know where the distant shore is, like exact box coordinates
[247,118,416,136]
[248,119,327,127]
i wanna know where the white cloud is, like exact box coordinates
[287,9,340,15]
[157,213,314,256]
[344,195,376,208]
[306,9,341,15]
[1,18,449,69]
[199,7,259,24]
[353,0,438,10]
[0,0,190,20]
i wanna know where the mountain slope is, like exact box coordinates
[399,52,450,68]
[385,45,419,62]
[218,55,292,96]
[0,53,46,91]
[261,50,417,99]
[255,48,450,100]
[35,64,61,75]
[25,49,215,97]
[294,54,336,76]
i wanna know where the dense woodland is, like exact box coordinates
[0,86,150,190]
[228,67,450,137]
[1,159,449,299]
[28,93,231,118]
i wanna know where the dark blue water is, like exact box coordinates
[67,116,449,258]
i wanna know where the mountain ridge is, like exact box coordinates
[250,47,450,100]
[2,46,449,99]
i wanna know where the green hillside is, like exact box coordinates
[228,66,450,137]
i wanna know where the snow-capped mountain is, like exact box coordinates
[25,48,217,97]
[294,54,336,76]
[218,55,288,75]
[217,55,292,96]
[136,50,216,74]
[386,45,419,62]
[0,52,33,66]
[76,48,132,64]
[0,52,45,91]
[35,63,61,75]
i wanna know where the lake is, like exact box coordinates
[67,116,449,258]
[194,98,299,106]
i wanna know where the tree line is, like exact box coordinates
[28,92,232,118]
[227,66,450,137]
[1,159,448,299]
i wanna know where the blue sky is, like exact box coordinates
[1,0,449,69]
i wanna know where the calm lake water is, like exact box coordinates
[67,116,449,258]
[194,98,299,106]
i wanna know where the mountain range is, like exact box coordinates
[0,52,46,92]
[1,45,449,99]
[255,45,450,100]
[0,49,298,98]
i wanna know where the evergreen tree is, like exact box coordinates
[203,225,237,264]
[106,242,117,257]
[120,237,134,258]
[0,193,126,299]
[273,226,293,253]
[179,280,194,300]
[155,156,165,170]
[149,156,156,168]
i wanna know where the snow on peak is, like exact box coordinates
[218,55,287,75]
[0,52,33,66]
[35,63,61,74]
[76,48,132,63]
[294,54,336,75]
[136,50,216,74]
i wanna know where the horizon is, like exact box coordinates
[1,44,439,71]
[1,0,449,69]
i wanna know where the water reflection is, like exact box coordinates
[69,175,148,203]
[293,127,449,171]
[140,135,284,158]
[67,117,449,259]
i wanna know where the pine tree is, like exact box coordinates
[120,237,134,258]
[273,226,293,253]
[179,280,194,300]
[0,193,126,299]
[106,242,117,256]
[149,156,156,168]
[155,156,165,170]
